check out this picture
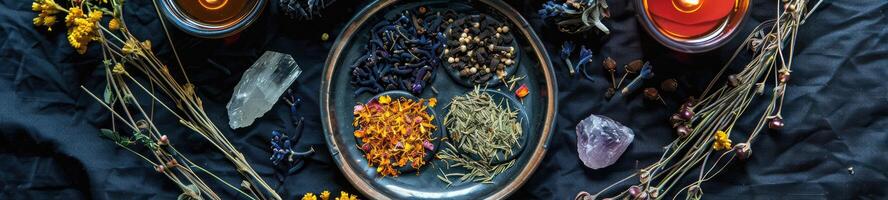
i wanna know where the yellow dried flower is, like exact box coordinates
[112,63,125,74]
[122,38,139,55]
[302,192,317,200]
[334,191,357,200]
[713,130,732,151]
[378,95,391,104]
[65,7,83,26]
[320,190,331,200]
[32,0,60,31]
[108,18,120,30]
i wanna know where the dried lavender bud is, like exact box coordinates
[603,57,616,72]
[660,78,678,92]
[768,117,785,129]
[727,74,741,87]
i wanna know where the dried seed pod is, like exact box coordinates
[626,59,644,73]
[643,88,659,101]
[734,143,751,160]
[679,109,695,120]
[779,72,791,83]
[768,116,785,129]
[603,57,616,72]
[660,78,678,92]
[727,74,741,87]
[676,125,692,138]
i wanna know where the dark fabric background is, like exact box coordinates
[1,0,886,199]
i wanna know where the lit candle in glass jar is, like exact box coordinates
[175,0,252,24]
[637,0,749,53]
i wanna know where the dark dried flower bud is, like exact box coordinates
[605,87,616,99]
[166,159,179,168]
[626,60,644,73]
[643,88,660,101]
[158,135,169,145]
[660,78,678,92]
[779,72,790,83]
[670,114,685,127]
[629,185,643,198]
[676,125,692,138]
[418,6,428,15]
[647,187,660,199]
[155,165,165,173]
[727,74,741,87]
[603,57,617,72]
[769,116,785,129]
[679,109,695,120]
[734,143,751,160]
[574,191,594,200]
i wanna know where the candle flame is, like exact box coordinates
[198,0,228,10]
[673,0,703,13]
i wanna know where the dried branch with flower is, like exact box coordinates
[577,0,823,199]
[32,0,284,199]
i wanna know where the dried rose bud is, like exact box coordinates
[670,114,685,127]
[734,143,751,160]
[629,185,643,198]
[422,140,434,151]
[166,159,179,168]
[626,60,644,73]
[679,109,695,120]
[155,165,165,173]
[676,125,692,138]
[643,88,660,101]
[728,74,741,87]
[361,143,371,152]
[660,78,678,92]
[769,117,785,129]
[158,135,169,145]
[779,72,791,83]
[603,57,617,72]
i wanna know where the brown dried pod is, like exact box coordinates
[727,74,741,87]
[660,78,678,92]
[626,59,644,73]
[779,72,791,83]
[643,88,659,101]
[769,116,785,129]
[676,125,692,138]
[603,57,617,72]
[734,143,751,160]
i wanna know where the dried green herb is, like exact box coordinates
[438,87,522,184]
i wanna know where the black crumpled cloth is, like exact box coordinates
[0,0,885,199]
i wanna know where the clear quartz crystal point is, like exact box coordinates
[227,51,302,129]
[576,114,634,169]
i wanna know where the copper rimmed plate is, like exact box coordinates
[320,0,557,199]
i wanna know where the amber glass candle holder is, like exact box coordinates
[157,0,266,38]
[636,0,749,53]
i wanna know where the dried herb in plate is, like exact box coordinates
[438,88,524,184]
[353,94,438,177]
[350,8,456,96]
[444,14,518,86]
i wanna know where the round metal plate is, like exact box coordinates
[320,0,557,199]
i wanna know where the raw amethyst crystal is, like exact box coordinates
[576,114,634,169]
